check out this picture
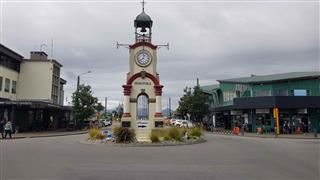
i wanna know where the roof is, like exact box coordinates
[60,78,67,84]
[23,59,63,67]
[134,11,153,28]
[218,71,320,84]
[200,84,220,94]
[0,43,24,61]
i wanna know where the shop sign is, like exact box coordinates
[256,109,270,114]
[298,108,307,114]
[231,110,242,115]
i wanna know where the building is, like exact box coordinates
[121,3,164,141]
[0,44,71,132]
[201,72,320,133]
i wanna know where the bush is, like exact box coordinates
[96,132,106,140]
[188,127,203,138]
[150,131,160,143]
[168,127,183,142]
[88,128,101,140]
[163,133,172,141]
[113,126,136,143]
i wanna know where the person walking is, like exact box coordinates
[4,120,13,139]
[0,119,5,138]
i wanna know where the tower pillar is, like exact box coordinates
[154,85,163,117]
[122,85,132,117]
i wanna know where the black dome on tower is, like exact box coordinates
[134,11,153,29]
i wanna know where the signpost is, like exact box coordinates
[273,107,280,135]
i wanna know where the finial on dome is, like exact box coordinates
[141,0,146,12]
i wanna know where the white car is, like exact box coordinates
[181,121,194,128]
[102,119,112,126]
[174,119,184,127]
[170,119,177,125]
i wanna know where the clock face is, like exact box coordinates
[135,50,152,67]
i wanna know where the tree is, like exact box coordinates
[177,87,192,119]
[72,85,98,128]
[177,85,209,122]
[116,104,123,118]
[95,102,104,113]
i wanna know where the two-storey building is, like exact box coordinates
[202,72,320,133]
[0,44,71,132]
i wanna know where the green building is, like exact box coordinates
[201,72,320,133]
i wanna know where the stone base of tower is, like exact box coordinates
[135,129,152,142]
[120,117,165,142]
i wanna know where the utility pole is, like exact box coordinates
[105,97,107,116]
[169,97,171,117]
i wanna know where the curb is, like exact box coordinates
[207,132,319,139]
[78,138,206,147]
[1,131,87,140]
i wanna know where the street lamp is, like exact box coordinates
[77,70,91,90]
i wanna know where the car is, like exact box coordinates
[170,119,177,125]
[174,119,183,127]
[181,120,194,128]
[102,119,112,126]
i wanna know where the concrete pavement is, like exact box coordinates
[0,129,87,139]
[1,133,319,180]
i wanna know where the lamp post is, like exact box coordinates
[74,70,91,129]
[77,70,91,90]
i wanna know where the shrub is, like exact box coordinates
[88,128,100,140]
[96,132,106,140]
[168,127,183,142]
[150,131,160,143]
[163,133,172,141]
[113,126,136,143]
[188,127,203,138]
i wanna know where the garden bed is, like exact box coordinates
[82,126,206,147]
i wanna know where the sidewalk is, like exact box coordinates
[209,130,320,139]
[1,129,88,139]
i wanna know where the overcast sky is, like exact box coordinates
[0,0,319,110]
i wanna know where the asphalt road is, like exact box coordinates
[0,133,319,180]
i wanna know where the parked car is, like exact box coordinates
[170,119,177,125]
[181,120,194,128]
[102,119,112,126]
[175,119,183,127]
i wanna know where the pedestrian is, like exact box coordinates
[301,122,305,134]
[0,119,5,138]
[4,120,13,139]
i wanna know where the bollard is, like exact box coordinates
[314,128,318,138]
[274,127,278,138]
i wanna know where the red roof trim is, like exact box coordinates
[129,42,157,50]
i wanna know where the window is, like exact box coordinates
[253,90,271,97]
[293,89,307,96]
[274,89,288,96]
[137,94,149,120]
[0,76,2,91]
[11,80,17,94]
[223,90,236,102]
[4,78,10,92]
[236,90,241,98]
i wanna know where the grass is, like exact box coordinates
[88,128,106,140]
[188,127,203,138]
[150,131,160,143]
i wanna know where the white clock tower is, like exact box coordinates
[120,1,165,141]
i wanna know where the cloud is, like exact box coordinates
[1,1,319,110]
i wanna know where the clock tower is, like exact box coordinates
[120,1,165,141]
